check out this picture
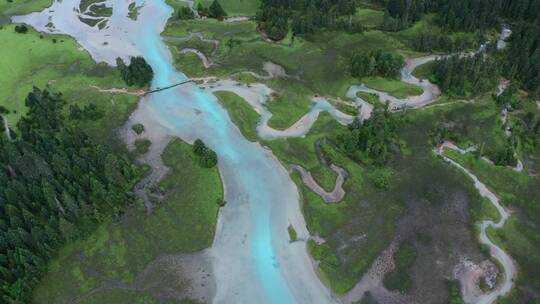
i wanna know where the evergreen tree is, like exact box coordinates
[350,50,404,78]
[208,0,226,18]
[116,56,154,87]
[178,6,195,20]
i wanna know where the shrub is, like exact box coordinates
[178,6,194,20]
[135,138,152,154]
[131,123,145,135]
[14,24,28,34]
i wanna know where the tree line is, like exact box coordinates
[409,30,480,53]
[192,139,218,168]
[502,22,540,97]
[257,0,361,40]
[381,0,540,32]
[431,53,500,98]
[177,0,226,20]
[350,50,404,79]
[0,88,139,303]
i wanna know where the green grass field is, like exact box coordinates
[264,100,514,295]
[32,139,224,303]
[420,97,540,303]
[0,24,139,145]
[0,0,51,20]
[361,76,423,99]
[354,8,384,29]
[412,61,436,80]
[214,90,260,141]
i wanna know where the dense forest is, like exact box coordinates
[0,88,139,303]
[381,0,540,95]
[381,0,540,32]
[257,0,360,40]
[431,54,500,98]
[350,50,404,79]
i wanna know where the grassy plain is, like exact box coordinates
[361,76,423,98]
[0,24,138,145]
[354,8,384,29]
[214,90,259,141]
[33,139,223,303]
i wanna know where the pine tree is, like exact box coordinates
[208,0,226,18]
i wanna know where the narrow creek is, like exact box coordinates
[436,143,516,304]
[12,2,516,303]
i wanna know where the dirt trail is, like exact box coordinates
[90,85,147,96]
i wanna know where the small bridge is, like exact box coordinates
[144,79,193,96]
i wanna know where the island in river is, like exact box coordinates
[1,0,540,304]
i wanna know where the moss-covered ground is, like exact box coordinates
[33,139,223,303]
[442,140,540,303]
[383,242,417,293]
[424,85,540,303]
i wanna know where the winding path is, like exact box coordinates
[436,142,516,304]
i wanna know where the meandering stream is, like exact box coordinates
[436,142,516,304]
[13,2,516,303]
